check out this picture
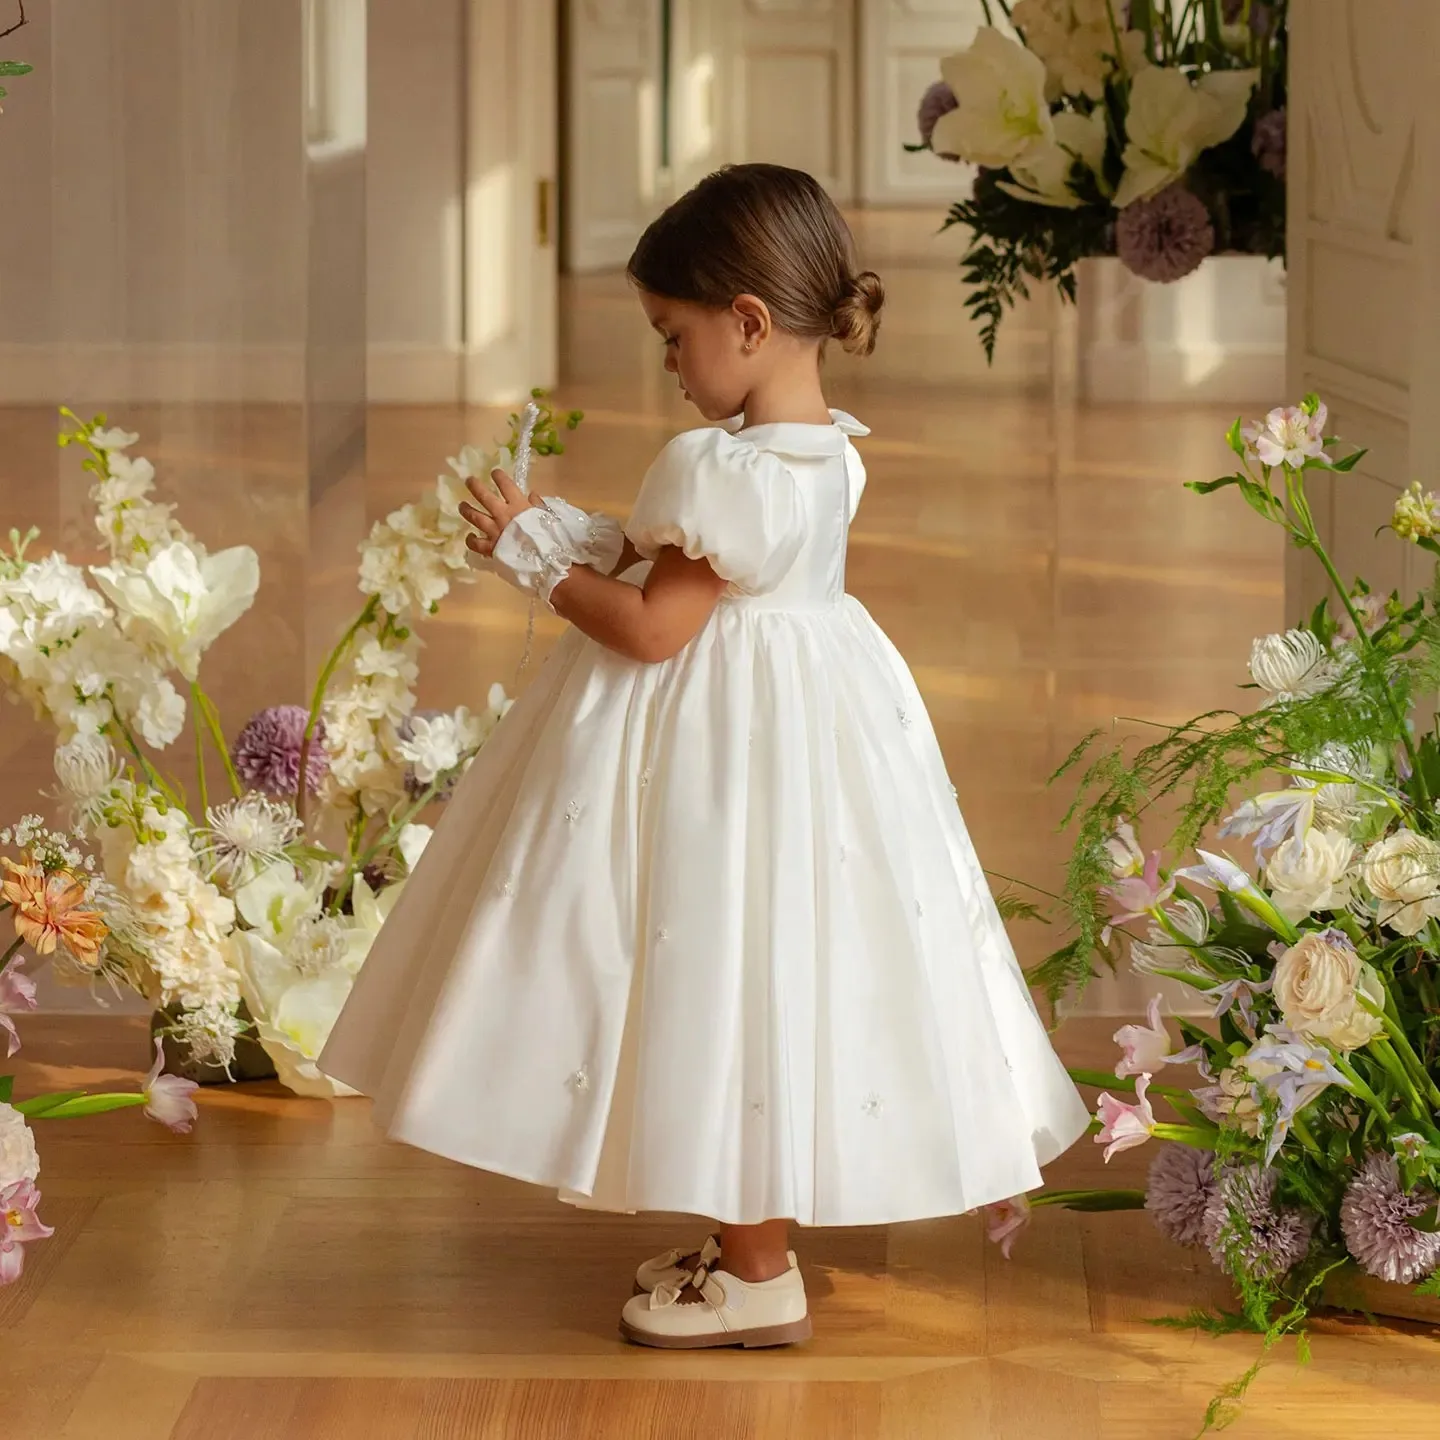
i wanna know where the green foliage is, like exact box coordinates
[944,169,1113,363]
[508,388,584,458]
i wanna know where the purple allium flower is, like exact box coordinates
[1340,1152,1440,1285]
[1117,186,1216,284]
[1147,1145,1218,1249]
[1202,1165,1316,1284]
[917,80,958,154]
[232,705,328,797]
[1253,107,1286,180]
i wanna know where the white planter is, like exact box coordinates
[1076,255,1287,405]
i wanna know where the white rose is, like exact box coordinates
[1362,830,1440,936]
[1211,1056,1281,1135]
[0,1102,41,1189]
[931,29,1054,168]
[1115,65,1258,207]
[1265,830,1356,922]
[1272,932,1386,1052]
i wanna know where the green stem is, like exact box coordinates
[1066,1067,1196,1102]
[1290,1114,1324,1159]
[1288,464,1427,798]
[331,780,441,912]
[297,597,379,823]
[1369,1038,1429,1123]
[194,683,242,799]
[1363,995,1440,1110]
[0,935,23,975]
[1333,1055,1393,1125]
[111,716,182,809]
[190,684,210,817]
[1152,1122,1224,1145]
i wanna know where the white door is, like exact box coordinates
[858,0,988,205]
[464,0,560,399]
[1285,2,1440,620]
[563,0,663,273]
[665,0,726,197]
[722,0,857,203]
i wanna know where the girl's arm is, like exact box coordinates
[460,470,728,664]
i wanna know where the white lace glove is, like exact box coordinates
[488,496,625,607]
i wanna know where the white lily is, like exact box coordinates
[997,108,1109,209]
[92,540,260,681]
[1115,67,1258,207]
[931,29,1053,169]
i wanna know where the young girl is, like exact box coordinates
[320,163,1090,1350]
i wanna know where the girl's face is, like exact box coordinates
[638,288,762,423]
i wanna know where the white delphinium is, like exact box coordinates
[321,627,421,816]
[1248,629,1339,703]
[197,794,303,890]
[396,707,488,787]
[92,449,188,561]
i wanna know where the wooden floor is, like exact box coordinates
[4,1015,1439,1440]
[5,214,1436,1435]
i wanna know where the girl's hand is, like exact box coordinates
[460,469,535,558]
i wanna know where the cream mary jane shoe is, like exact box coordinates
[619,1255,812,1350]
[634,1235,721,1295]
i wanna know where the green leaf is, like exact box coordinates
[0,61,34,77]
[1412,1203,1440,1234]
[1032,1188,1148,1212]
[0,1075,12,1104]
[1186,474,1241,495]
[995,890,1048,924]
[18,1092,145,1119]
[1327,448,1368,473]
[14,1090,88,1117]
[1226,417,1246,458]
[1417,1270,1440,1298]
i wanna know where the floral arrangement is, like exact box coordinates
[2,821,200,1286]
[989,397,1440,1427]
[913,1,1287,359]
[0,4,31,116]
[0,395,579,1094]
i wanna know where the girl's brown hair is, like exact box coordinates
[627,163,885,357]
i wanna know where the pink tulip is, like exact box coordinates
[0,1179,54,1285]
[0,959,38,1059]
[1114,995,1172,1079]
[143,1038,200,1134]
[1095,1074,1157,1162]
[985,1195,1032,1260]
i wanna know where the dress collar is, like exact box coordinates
[719,408,869,457]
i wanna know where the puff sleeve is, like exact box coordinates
[624,429,806,595]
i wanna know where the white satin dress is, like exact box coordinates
[319,411,1090,1226]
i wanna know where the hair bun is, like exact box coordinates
[831,270,884,356]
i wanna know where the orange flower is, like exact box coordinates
[1,859,108,968]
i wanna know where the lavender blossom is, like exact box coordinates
[233,705,328,797]
[917,80,958,154]
[1253,107,1286,180]
[1147,1145,1218,1249]
[1116,186,1216,284]
[1202,1165,1316,1284]
[1341,1152,1440,1285]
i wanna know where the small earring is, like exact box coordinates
[743,340,754,352]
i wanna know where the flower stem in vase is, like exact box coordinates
[0,935,23,975]
[191,683,210,816]
[297,597,379,824]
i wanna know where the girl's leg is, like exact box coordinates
[718,1219,791,1282]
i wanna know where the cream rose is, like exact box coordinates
[0,1102,41,1189]
[1272,932,1385,1052]
[1362,829,1440,935]
[1265,829,1356,922]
